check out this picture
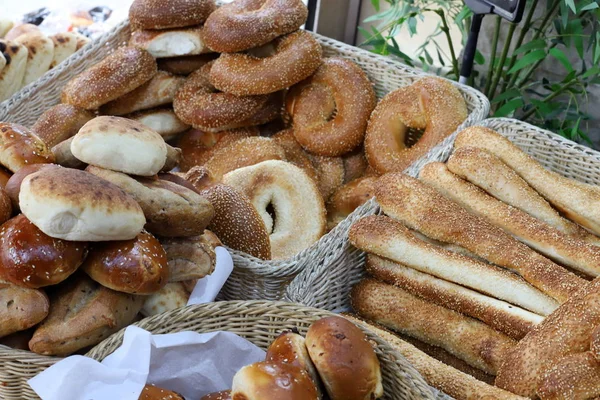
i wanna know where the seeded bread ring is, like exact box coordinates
[129,0,216,30]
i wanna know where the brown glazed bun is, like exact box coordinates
[0,123,55,172]
[231,361,318,400]
[82,230,169,295]
[0,214,87,289]
[31,104,95,147]
[5,163,60,211]
[0,280,49,338]
[306,316,383,400]
[0,187,12,226]
[138,384,184,400]
[129,0,215,30]
[200,391,231,400]
[61,47,157,110]
[203,0,307,53]
[0,167,12,189]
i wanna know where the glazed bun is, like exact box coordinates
[200,391,231,400]
[0,167,12,189]
[0,186,12,226]
[306,316,383,400]
[0,214,87,288]
[19,167,146,241]
[138,385,184,400]
[5,164,59,211]
[82,230,168,295]
[129,0,215,30]
[0,123,55,173]
[232,362,318,400]
[71,116,167,177]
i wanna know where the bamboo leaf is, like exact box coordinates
[582,66,600,79]
[581,2,599,11]
[549,48,574,72]
[475,50,485,65]
[565,0,577,14]
[371,0,380,12]
[507,49,547,74]
[494,98,524,117]
[492,88,522,104]
[513,39,547,55]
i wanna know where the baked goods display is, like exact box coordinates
[346,125,600,399]
[0,25,90,101]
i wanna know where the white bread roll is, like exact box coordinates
[71,116,167,176]
[0,40,28,101]
[19,167,146,241]
[126,108,190,141]
[14,33,54,86]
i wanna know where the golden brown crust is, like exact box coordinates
[157,54,218,75]
[209,30,322,96]
[31,104,95,147]
[271,128,320,186]
[375,173,584,303]
[203,0,308,53]
[129,0,215,30]
[305,315,383,399]
[342,148,369,183]
[0,162,46,210]
[0,167,12,189]
[160,235,216,281]
[138,384,184,400]
[0,123,55,172]
[0,214,87,289]
[82,231,168,294]
[308,154,344,201]
[365,77,467,174]
[536,352,600,400]
[61,47,157,110]
[0,280,49,338]
[51,137,86,169]
[326,176,377,231]
[291,57,376,157]
[200,391,231,400]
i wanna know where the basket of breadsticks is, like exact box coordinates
[0,0,489,302]
[287,117,600,399]
[3,300,448,400]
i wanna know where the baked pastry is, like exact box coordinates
[327,175,377,230]
[157,54,218,76]
[141,282,189,317]
[200,391,231,400]
[130,27,212,58]
[49,33,78,69]
[537,351,600,400]
[160,234,216,282]
[0,280,49,338]
[32,104,95,148]
[0,40,27,101]
[19,166,146,241]
[138,385,184,400]
[4,24,39,41]
[0,123,55,172]
[129,0,215,30]
[52,137,86,169]
[14,33,54,86]
[5,163,60,210]
[126,108,190,141]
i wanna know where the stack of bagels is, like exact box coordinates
[348,125,600,399]
[0,23,90,101]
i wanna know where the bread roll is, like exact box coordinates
[232,362,318,400]
[32,104,95,147]
[82,230,168,294]
[72,116,167,176]
[52,137,86,169]
[536,352,600,400]
[0,185,12,225]
[61,46,157,110]
[100,71,185,115]
[0,41,28,101]
[138,385,184,400]
[4,24,39,41]
[160,234,216,282]
[327,176,377,230]
[14,33,54,86]
[127,108,190,141]
[20,167,146,241]
[86,166,214,237]
[0,167,12,189]
[157,54,217,75]
[0,280,49,338]
[0,123,55,173]
[29,273,144,356]
[141,282,189,317]
[5,164,59,210]
[306,315,383,400]
[0,214,87,288]
[130,27,211,58]
[129,0,215,30]
[49,33,78,68]
[200,391,231,400]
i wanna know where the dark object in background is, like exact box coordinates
[22,7,50,26]
[89,6,112,23]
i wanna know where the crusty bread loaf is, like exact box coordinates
[130,27,212,58]
[32,104,95,148]
[0,280,49,338]
[537,351,600,400]
[14,33,54,86]
[61,46,157,110]
[0,40,28,101]
[160,234,216,282]
[129,0,215,30]
[20,166,146,241]
[126,108,190,141]
[72,116,167,176]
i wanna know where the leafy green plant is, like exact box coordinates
[361,0,600,144]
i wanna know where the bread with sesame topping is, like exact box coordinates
[203,0,307,53]
[129,26,213,59]
[200,391,232,400]
[61,46,157,110]
[157,54,217,76]
[129,0,215,30]
[536,351,600,400]
[0,123,55,173]
[138,384,185,400]
[31,104,95,148]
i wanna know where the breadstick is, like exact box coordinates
[350,215,558,315]
[375,173,584,303]
[367,254,542,339]
[454,126,600,236]
[536,351,600,400]
[351,278,517,375]
[342,314,526,400]
[495,276,600,397]
[420,162,600,277]
[447,146,600,246]
[409,229,487,262]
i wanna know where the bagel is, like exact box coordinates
[289,57,376,157]
[209,30,322,96]
[343,148,369,183]
[309,154,344,201]
[213,91,283,132]
[272,129,320,185]
[364,77,468,174]
[157,54,218,75]
[173,63,268,131]
[176,127,259,171]
[129,0,215,30]
[203,0,308,53]
[223,160,326,259]
[327,175,378,230]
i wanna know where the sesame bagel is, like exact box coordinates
[209,30,322,96]
[203,0,308,53]
[129,0,216,30]
[364,77,467,174]
[290,57,376,157]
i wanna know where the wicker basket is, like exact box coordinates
[0,300,451,400]
[286,117,600,312]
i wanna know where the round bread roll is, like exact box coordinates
[82,230,168,295]
[0,214,87,288]
[31,104,95,148]
[0,187,12,226]
[5,164,60,211]
[61,47,157,110]
[138,384,184,400]
[71,116,167,176]
[0,123,55,173]
[306,316,383,400]
[129,0,215,30]
[19,167,146,241]
[200,391,231,400]
[232,361,318,400]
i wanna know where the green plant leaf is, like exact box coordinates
[581,2,599,11]
[565,0,577,13]
[474,50,485,65]
[582,65,600,79]
[514,39,547,55]
[494,98,524,117]
[507,49,547,74]
[492,88,522,104]
[549,48,574,72]
[371,0,380,12]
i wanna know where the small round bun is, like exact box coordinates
[232,361,318,400]
[5,164,60,211]
[19,167,146,241]
[130,0,215,30]
[83,230,168,294]
[306,316,383,400]
[0,214,87,288]
[138,384,184,400]
[0,123,55,173]
[71,116,167,176]
[200,390,231,400]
